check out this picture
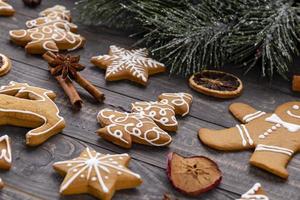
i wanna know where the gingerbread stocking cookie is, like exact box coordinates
[91,45,166,85]
[236,183,269,200]
[131,101,178,131]
[97,108,172,148]
[158,93,193,116]
[0,81,65,146]
[0,0,15,16]
[199,102,300,178]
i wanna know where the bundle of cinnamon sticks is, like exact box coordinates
[43,51,104,109]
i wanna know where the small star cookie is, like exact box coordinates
[53,147,142,200]
[236,183,269,200]
[91,45,166,85]
[0,54,12,77]
[0,0,15,16]
[97,108,172,148]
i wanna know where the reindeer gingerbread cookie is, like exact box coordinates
[0,81,65,146]
[199,102,300,179]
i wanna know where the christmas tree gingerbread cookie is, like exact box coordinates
[199,102,300,178]
[0,0,15,16]
[0,81,65,146]
[53,147,142,200]
[91,45,166,85]
[97,108,172,148]
[236,183,269,200]
[25,5,78,32]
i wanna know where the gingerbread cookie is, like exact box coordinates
[0,54,12,77]
[0,135,12,170]
[0,0,15,16]
[0,81,65,146]
[199,102,300,178]
[131,101,178,131]
[91,45,166,85]
[25,5,78,32]
[53,147,142,200]
[158,93,193,116]
[97,108,172,148]
[9,21,85,54]
[236,183,268,200]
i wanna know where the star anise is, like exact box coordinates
[49,54,85,80]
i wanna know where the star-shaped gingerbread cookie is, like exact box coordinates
[91,45,166,85]
[53,147,142,200]
[236,183,268,200]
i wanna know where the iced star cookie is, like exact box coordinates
[9,21,85,54]
[25,5,78,32]
[158,93,193,116]
[53,147,142,200]
[199,102,300,178]
[0,0,15,16]
[0,135,12,170]
[97,108,172,148]
[236,183,268,200]
[91,45,166,85]
[0,54,12,77]
[131,101,178,131]
[0,81,65,146]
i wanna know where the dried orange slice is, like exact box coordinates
[0,54,11,77]
[189,70,243,99]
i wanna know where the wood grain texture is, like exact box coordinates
[0,0,299,199]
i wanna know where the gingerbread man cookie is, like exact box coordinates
[199,102,300,178]
[131,101,178,131]
[0,81,65,146]
[91,45,166,85]
[0,0,15,16]
[53,147,142,200]
[236,183,268,200]
[158,93,193,116]
[97,108,172,148]
[0,54,12,77]
[25,5,78,32]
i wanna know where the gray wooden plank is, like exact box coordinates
[0,126,237,200]
[0,59,297,199]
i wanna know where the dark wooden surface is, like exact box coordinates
[0,1,299,199]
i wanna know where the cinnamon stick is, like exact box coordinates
[74,73,105,102]
[55,75,83,109]
[43,52,83,109]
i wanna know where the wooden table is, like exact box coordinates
[0,1,299,199]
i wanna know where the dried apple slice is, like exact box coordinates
[167,152,222,196]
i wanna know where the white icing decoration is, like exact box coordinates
[293,105,299,110]
[255,144,293,156]
[236,183,269,200]
[0,0,13,10]
[0,135,11,164]
[0,81,64,136]
[131,101,177,127]
[159,93,193,116]
[266,114,300,132]
[243,111,266,123]
[96,45,165,83]
[236,125,253,146]
[55,148,141,194]
[287,110,300,119]
[97,109,172,146]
